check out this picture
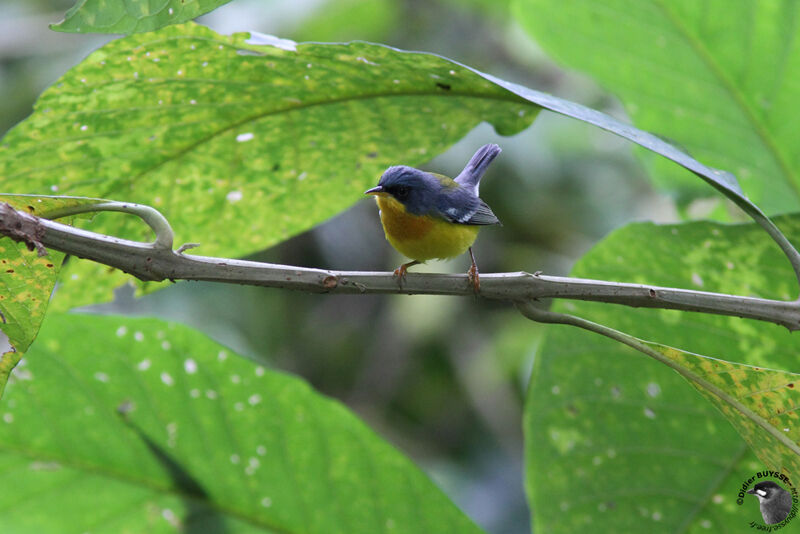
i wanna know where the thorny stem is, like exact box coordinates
[2,202,800,331]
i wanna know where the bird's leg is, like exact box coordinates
[467,247,480,293]
[393,260,420,286]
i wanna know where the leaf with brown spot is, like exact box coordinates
[646,343,800,480]
[0,195,103,398]
[525,216,800,532]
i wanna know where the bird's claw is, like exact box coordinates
[393,261,419,287]
[467,262,480,293]
[467,247,480,294]
[393,265,408,285]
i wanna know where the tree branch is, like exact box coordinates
[3,202,800,331]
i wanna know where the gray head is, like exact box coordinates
[364,165,441,215]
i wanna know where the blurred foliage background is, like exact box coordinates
[0,1,686,532]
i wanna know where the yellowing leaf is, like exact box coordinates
[0,195,102,397]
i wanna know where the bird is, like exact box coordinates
[747,480,793,524]
[365,143,502,291]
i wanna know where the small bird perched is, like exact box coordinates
[747,481,793,524]
[365,144,502,291]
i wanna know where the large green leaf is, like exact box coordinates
[654,343,800,477]
[52,0,233,34]
[0,313,483,533]
[5,22,777,313]
[0,22,536,309]
[514,0,800,212]
[525,215,800,532]
[523,305,800,475]
[0,195,101,397]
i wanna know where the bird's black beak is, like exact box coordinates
[746,488,756,494]
[364,185,385,196]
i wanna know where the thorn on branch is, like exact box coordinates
[0,203,48,257]
[176,242,200,254]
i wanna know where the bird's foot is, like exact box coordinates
[467,263,480,293]
[393,260,420,287]
[467,247,480,293]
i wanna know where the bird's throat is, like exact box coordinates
[375,196,435,241]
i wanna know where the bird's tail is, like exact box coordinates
[454,144,501,195]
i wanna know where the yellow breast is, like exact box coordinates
[375,196,480,261]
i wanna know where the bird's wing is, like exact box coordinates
[436,192,500,226]
[465,199,501,225]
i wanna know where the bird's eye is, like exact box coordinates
[394,186,410,199]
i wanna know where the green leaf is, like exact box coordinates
[525,215,800,532]
[526,306,800,477]
[514,0,800,212]
[52,0,233,34]
[0,195,102,397]
[0,22,536,308]
[652,343,800,476]
[0,313,483,533]
[6,22,784,314]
